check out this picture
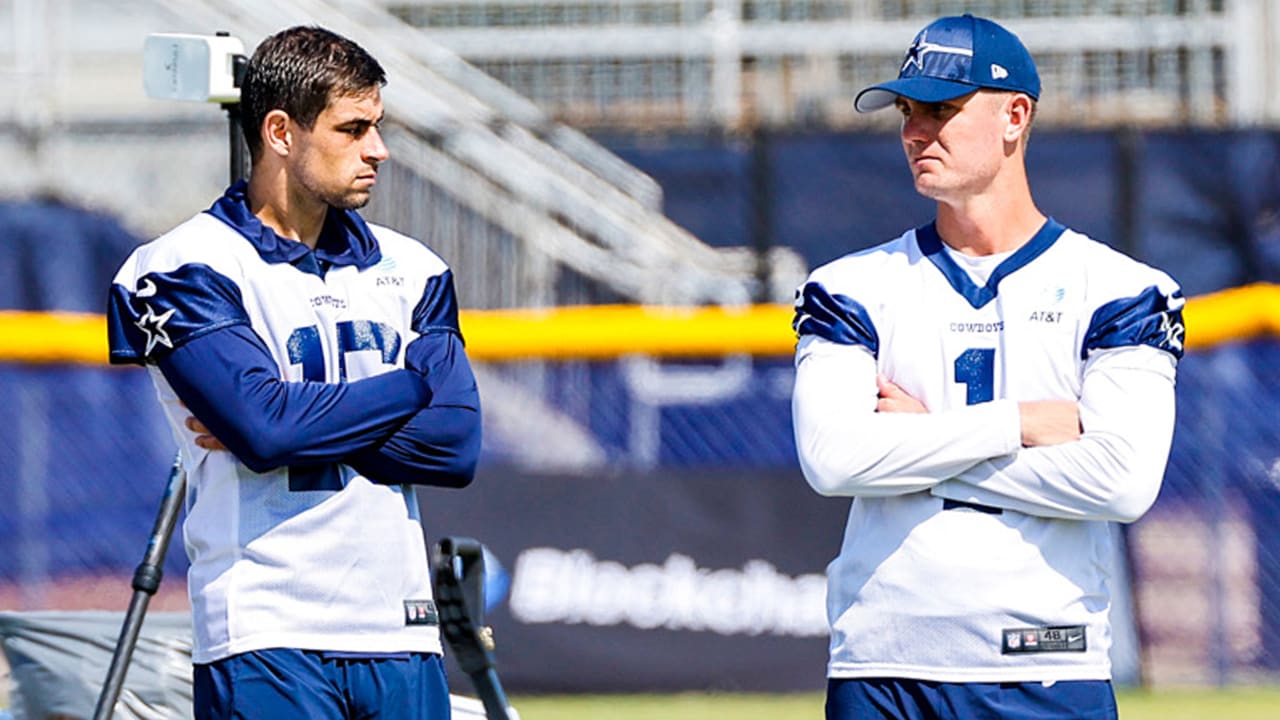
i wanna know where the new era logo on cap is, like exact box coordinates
[855,14,1040,112]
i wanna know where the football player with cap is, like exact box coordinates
[791,14,1185,719]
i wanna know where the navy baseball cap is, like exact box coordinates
[855,14,1040,112]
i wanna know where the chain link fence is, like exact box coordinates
[3,0,1280,696]
[2,337,1280,687]
[1129,340,1280,686]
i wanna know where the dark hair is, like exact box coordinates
[239,26,386,159]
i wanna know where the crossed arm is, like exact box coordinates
[792,339,1176,522]
[163,323,480,487]
[875,372,1082,447]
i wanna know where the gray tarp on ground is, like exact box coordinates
[0,611,507,720]
[0,611,191,720]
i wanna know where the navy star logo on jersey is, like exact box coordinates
[1159,311,1184,353]
[135,303,176,356]
[900,31,974,73]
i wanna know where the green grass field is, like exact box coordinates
[507,687,1280,719]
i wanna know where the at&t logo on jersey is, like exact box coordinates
[1029,285,1067,323]
[1027,310,1063,323]
[375,253,404,287]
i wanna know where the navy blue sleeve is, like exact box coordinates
[108,263,250,365]
[1083,285,1186,361]
[347,271,481,487]
[793,281,880,355]
[158,324,432,474]
[347,332,481,487]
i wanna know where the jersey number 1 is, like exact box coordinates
[954,348,995,405]
[285,320,401,492]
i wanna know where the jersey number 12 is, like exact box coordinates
[285,320,402,491]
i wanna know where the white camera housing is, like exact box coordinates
[143,33,245,104]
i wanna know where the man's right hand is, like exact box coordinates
[1018,400,1081,447]
[876,374,928,414]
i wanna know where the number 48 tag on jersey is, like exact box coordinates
[1001,625,1086,654]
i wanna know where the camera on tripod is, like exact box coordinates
[142,32,246,104]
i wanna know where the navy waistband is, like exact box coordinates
[942,498,1003,515]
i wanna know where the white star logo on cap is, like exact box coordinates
[901,31,974,73]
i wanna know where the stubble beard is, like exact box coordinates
[297,162,377,211]
[319,186,373,211]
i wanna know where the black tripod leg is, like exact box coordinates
[432,537,512,720]
[471,667,513,720]
[92,455,186,720]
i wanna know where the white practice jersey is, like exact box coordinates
[792,219,1184,683]
[108,204,455,664]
